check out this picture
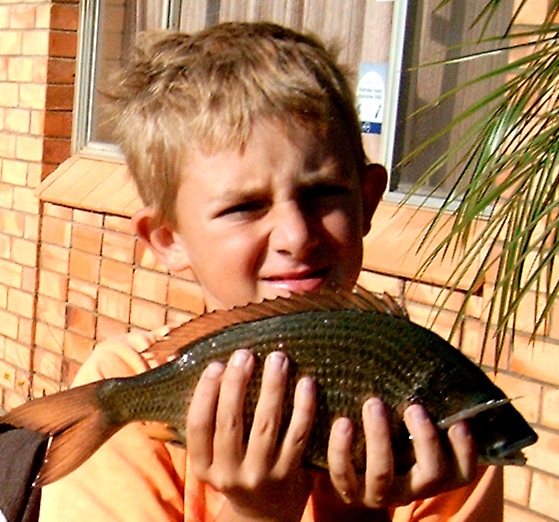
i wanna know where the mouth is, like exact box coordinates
[262,267,330,294]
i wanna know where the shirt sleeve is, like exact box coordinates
[390,465,504,522]
[38,330,187,522]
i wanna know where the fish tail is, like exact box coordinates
[2,381,122,486]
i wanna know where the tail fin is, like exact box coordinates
[2,382,122,486]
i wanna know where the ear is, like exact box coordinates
[360,163,388,236]
[131,208,191,272]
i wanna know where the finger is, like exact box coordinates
[274,376,316,476]
[398,404,445,499]
[327,417,359,503]
[186,362,225,475]
[362,398,394,507]
[213,350,254,465]
[448,421,477,484]
[245,352,289,470]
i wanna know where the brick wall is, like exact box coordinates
[0,1,558,521]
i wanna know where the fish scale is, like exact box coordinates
[1,287,539,486]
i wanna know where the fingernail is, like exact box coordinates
[364,397,385,419]
[231,349,251,367]
[266,351,288,372]
[204,361,225,378]
[297,376,315,395]
[407,404,429,424]
[333,417,352,436]
[450,421,471,439]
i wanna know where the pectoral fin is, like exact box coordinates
[437,398,513,429]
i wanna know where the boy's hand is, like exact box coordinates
[186,350,315,522]
[327,398,478,508]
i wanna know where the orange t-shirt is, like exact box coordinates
[38,329,503,522]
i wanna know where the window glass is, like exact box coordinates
[389,0,512,198]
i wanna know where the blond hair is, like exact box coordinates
[106,22,366,225]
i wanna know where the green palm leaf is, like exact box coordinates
[402,0,559,362]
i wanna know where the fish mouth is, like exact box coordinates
[262,267,330,294]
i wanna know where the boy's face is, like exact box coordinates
[140,118,386,311]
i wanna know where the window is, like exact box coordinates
[74,0,398,162]
[73,0,511,203]
[389,0,512,201]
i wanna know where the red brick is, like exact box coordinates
[69,249,100,283]
[504,464,531,506]
[12,186,39,214]
[3,388,26,410]
[11,237,37,267]
[41,215,71,246]
[504,504,551,522]
[542,387,559,430]
[530,472,559,518]
[0,309,18,339]
[167,277,204,314]
[73,209,103,227]
[0,208,25,237]
[130,298,165,331]
[39,243,69,274]
[44,202,72,220]
[36,295,66,330]
[510,336,559,386]
[48,31,77,59]
[50,3,79,31]
[20,266,37,293]
[38,270,68,301]
[63,330,94,364]
[102,230,135,263]
[43,137,71,165]
[7,287,34,318]
[523,428,559,475]
[490,372,541,423]
[17,316,32,345]
[100,257,133,293]
[45,85,74,111]
[61,358,81,387]
[98,287,130,323]
[71,223,102,254]
[96,315,128,342]
[65,305,96,338]
[4,339,30,369]
[68,287,96,312]
[35,321,63,354]
[9,6,36,29]
[47,57,75,84]
[68,277,97,303]
[102,216,130,234]
[132,268,168,304]
[44,110,73,138]
[0,257,22,287]
[32,373,62,397]
[33,347,62,382]
[19,84,47,111]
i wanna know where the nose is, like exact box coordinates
[268,201,318,258]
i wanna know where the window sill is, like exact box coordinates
[36,154,142,218]
[363,201,480,290]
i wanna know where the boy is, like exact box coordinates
[39,22,503,522]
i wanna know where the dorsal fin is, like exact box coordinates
[144,285,407,361]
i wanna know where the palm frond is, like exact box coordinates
[403,0,559,362]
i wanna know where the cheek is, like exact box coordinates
[323,208,363,245]
[214,229,266,271]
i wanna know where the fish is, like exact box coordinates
[2,285,538,487]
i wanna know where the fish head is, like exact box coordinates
[466,401,538,465]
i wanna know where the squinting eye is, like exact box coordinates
[217,201,268,219]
